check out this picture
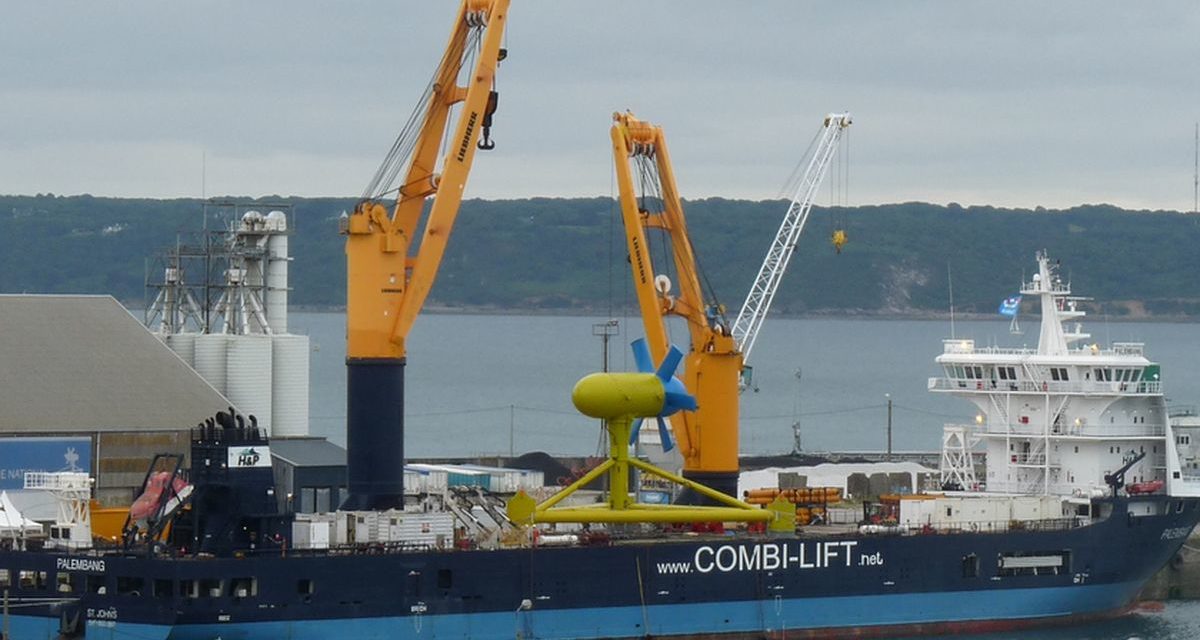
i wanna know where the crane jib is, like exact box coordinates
[456,111,479,163]
[631,236,649,285]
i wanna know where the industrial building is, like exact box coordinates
[145,205,311,439]
[0,294,230,514]
[0,206,336,522]
[269,437,348,513]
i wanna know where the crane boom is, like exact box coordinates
[612,112,743,500]
[340,0,510,510]
[731,113,851,365]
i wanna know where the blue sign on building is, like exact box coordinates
[0,437,92,490]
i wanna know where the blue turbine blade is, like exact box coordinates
[631,339,654,373]
[656,345,684,381]
[664,390,698,412]
[656,417,675,452]
[628,417,644,446]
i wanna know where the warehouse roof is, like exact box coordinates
[269,438,347,468]
[0,295,229,432]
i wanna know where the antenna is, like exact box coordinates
[947,261,955,339]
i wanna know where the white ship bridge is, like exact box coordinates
[930,252,1200,499]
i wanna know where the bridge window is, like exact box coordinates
[229,577,258,598]
[998,550,1070,577]
[962,554,979,578]
[117,576,144,596]
[87,575,107,594]
[56,572,77,593]
[154,579,173,598]
[201,579,223,598]
[19,571,47,590]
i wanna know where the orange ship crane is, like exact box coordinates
[612,111,849,500]
[340,0,509,510]
[611,111,743,499]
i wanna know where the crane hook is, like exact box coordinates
[477,90,499,150]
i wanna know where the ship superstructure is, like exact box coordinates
[933,252,1199,503]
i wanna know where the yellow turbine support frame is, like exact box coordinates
[506,373,793,531]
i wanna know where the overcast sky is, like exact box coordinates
[2,2,1198,210]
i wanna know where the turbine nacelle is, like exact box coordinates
[571,339,696,452]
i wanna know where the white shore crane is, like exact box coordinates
[732,113,852,379]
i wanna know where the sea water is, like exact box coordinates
[925,600,1200,639]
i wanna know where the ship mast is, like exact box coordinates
[1022,252,1088,356]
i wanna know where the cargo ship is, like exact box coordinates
[4,2,1198,637]
[1,252,1198,640]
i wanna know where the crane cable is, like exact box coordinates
[831,128,851,250]
[634,154,727,330]
[361,26,484,203]
[776,127,824,200]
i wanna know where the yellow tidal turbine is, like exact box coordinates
[506,339,792,531]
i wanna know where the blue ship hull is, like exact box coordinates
[3,496,1195,639]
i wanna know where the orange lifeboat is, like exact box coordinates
[129,472,194,521]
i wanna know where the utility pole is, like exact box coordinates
[592,320,621,491]
[1193,122,1198,214]
[885,393,893,462]
[592,319,619,372]
[791,368,803,454]
[508,404,515,459]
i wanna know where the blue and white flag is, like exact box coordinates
[998,295,1022,317]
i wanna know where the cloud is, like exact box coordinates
[1,1,1197,210]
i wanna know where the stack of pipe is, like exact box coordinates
[742,487,843,505]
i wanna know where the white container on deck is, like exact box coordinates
[404,465,451,494]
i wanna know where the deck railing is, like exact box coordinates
[928,377,1161,396]
[877,516,1089,536]
[940,340,1145,357]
